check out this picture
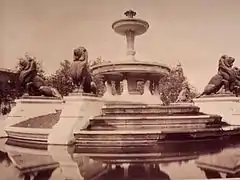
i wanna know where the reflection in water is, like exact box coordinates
[1,138,240,179]
[95,164,171,180]
[196,147,240,179]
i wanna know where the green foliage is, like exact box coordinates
[46,60,74,96]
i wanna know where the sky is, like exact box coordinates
[1,0,240,92]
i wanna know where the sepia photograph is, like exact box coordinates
[1,0,240,179]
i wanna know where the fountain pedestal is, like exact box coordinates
[193,95,240,125]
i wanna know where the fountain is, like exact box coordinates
[2,9,240,180]
[73,11,240,159]
[3,9,240,152]
[91,10,170,104]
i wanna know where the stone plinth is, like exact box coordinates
[193,95,240,125]
[4,96,64,148]
[48,93,105,145]
[5,96,64,128]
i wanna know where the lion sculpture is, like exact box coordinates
[18,55,62,98]
[197,55,237,97]
[69,46,97,94]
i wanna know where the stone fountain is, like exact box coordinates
[73,10,240,158]
[3,10,240,162]
[91,10,170,104]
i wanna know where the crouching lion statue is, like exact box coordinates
[197,55,238,97]
[18,55,62,98]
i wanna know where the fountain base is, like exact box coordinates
[74,102,240,155]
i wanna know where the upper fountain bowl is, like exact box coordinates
[112,19,149,36]
[112,10,149,36]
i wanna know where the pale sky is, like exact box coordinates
[1,0,240,92]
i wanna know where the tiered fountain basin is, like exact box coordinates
[91,61,170,103]
[112,17,149,36]
[75,102,240,156]
[92,61,170,80]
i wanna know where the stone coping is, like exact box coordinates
[4,144,50,155]
[68,92,98,97]
[64,95,158,105]
[91,61,171,72]
[103,104,199,109]
[15,97,64,104]
[198,93,236,98]
[194,96,240,102]
[21,95,63,100]
[5,126,51,134]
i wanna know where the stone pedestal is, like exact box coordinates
[48,93,105,145]
[5,96,64,128]
[3,96,64,147]
[193,95,240,125]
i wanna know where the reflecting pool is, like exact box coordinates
[1,136,240,180]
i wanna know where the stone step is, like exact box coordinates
[75,138,220,150]
[75,128,226,142]
[102,104,200,115]
[89,124,221,131]
[90,115,221,124]
[75,127,240,142]
[74,128,240,153]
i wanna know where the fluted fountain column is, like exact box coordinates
[126,30,136,61]
[122,79,129,96]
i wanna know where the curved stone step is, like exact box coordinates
[74,128,240,154]
[102,104,200,115]
[89,124,221,131]
[74,128,226,142]
[90,115,221,124]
